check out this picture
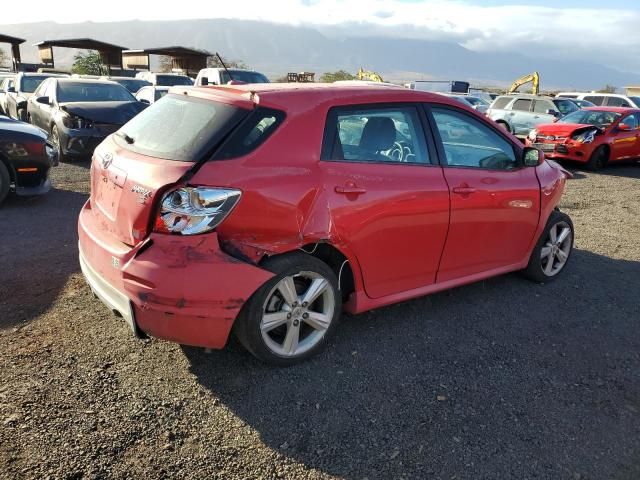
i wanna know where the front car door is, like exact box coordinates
[320,103,450,299]
[427,105,540,282]
[610,112,640,160]
[531,98,558,128]
[28,79,49,128]
[509,98,534,136]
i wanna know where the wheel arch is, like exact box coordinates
[258,242,358,303]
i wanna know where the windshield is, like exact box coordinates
[156,75,193,86]
[220,70,270,84]
[20,75,53,93]
[57,82,136,103]
[629,96,640,107]
[553,99,579,115]
[114,94,248,161]
[113,79,151,93]
[465,96,488,106]
[560,110,622,127]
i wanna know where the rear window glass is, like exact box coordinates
[114,94,248,161]
[491,97,511,109]
[215,107,285,160]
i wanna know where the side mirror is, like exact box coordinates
[546,109,560,117]
[35,96,50,105]
[6,86,15,93]
[201,76,209,86]
[617,122,631,131]
[523,146,544,167]
[138,98,150,105]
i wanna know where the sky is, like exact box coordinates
[2,0,639,72]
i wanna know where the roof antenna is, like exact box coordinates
[216,52,234,82]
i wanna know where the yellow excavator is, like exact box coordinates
[357,67,384,83]
[508,72,540,95]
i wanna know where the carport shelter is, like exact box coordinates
[122,47,211,76]
[34,38,128,74]
[0,34,26,71]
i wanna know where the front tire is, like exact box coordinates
[234,253,341,366]
[586,145,608,171]
[522,210,574,283]
[50,125,67,163]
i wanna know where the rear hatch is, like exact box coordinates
[89,91,253,246]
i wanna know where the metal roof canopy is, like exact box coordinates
[34,38,128,72]
[0,34,26,71]
[122,46,211,74]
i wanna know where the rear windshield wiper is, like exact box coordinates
[116,131,135,144]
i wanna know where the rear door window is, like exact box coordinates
[114,94,248,161]
[322,105,430,164]
[584,96,605,106]
[606,97,631,107]
[512,99,532,112]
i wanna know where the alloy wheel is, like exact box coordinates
[540,220,572,276]
[260,271,335,357]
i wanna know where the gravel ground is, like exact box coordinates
[1,160,639,480]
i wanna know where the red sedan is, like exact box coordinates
[526,107,640,170]
[78,84,573,365]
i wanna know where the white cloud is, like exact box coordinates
[3,0,639,71]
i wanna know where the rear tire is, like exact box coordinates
[521,210,574,283]
[0,161,11,206]
[234,252,341,366]
[586,145,608,171]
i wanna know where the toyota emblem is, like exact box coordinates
[101,152,113,169]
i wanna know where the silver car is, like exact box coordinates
[441,93,490,114]
[487,95,579,136]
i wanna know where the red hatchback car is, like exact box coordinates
[526,107,640,170]
[78,84,574,365]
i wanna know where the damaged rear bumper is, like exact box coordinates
[78,200,274,348]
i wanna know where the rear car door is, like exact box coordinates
[320,104,450,299]
[427,105,540,282]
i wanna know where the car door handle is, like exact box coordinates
[452,186,477,195]
[335,183,366,195]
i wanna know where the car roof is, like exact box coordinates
[179,83,466,113]
[583,106,640,113]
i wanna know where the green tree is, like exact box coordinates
[320,70,355,83]
[206,54,248,69]
[71,50,104,75]
[597,84,617,94]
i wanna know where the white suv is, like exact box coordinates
[555,92,640,108]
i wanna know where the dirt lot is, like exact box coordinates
[1,160,639,480]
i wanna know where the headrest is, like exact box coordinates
[359,117,396,152]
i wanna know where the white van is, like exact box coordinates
[134,72,193,87]
[556,92,640,108]
[194,68,269,86]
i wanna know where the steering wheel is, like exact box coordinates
[387,141,415,162]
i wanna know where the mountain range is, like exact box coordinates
[0,19,638,90]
